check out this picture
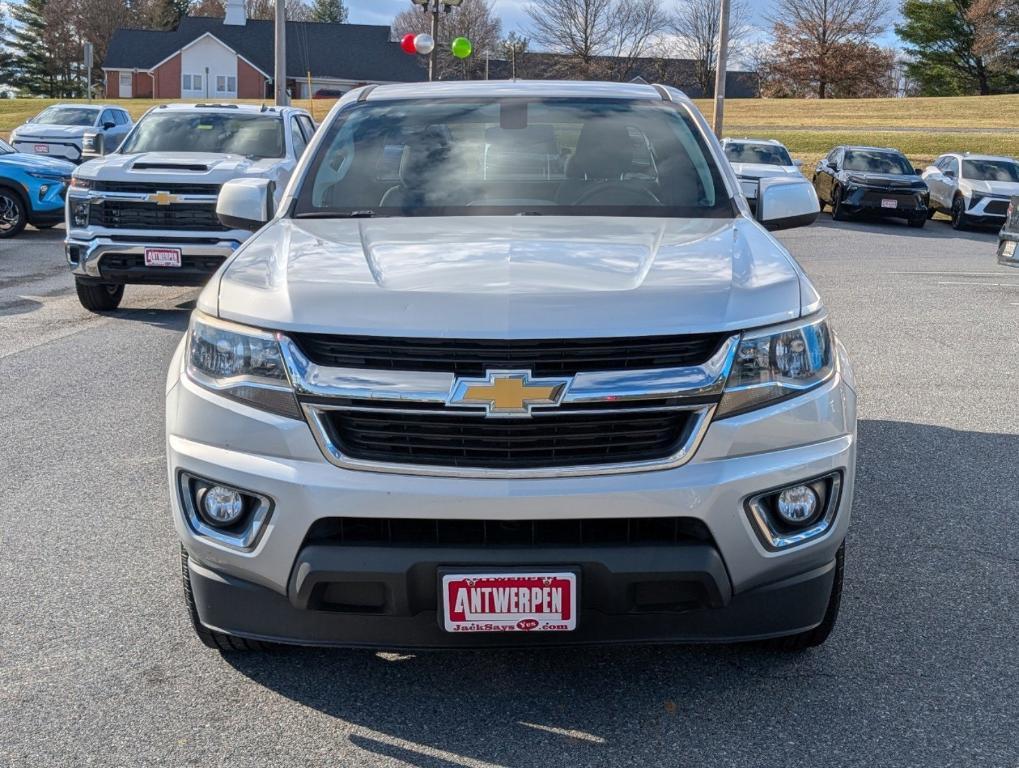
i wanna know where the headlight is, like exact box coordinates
[716,314,835,418]
[27,171,65,181]
[185,312,302,419]
[70,199,89,227]
[69,177,92,190]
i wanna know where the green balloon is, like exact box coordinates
[451,37,473,59]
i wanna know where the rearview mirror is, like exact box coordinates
[217,178,275,231]
[757,176,820,231]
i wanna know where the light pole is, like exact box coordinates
[712,0,731,138]
[411,0,463,82]
[275,0,288,105]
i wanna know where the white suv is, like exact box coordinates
[922,153,1019,229]
[65,103,315,312]
[168,81,855,651]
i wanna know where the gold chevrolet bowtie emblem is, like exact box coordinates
[147,190,180,205]
[449,371,570,417]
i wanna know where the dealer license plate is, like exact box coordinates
[34,144,48,154]
[144,247,182,267]
[881,198,898,209]
[441,572,577,633]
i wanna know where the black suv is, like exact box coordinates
[813,145,930,228]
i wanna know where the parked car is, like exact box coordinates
[813,145,930,227]
[65,103,316,312]
[722,137,802,208]
[169,80,856,653]
[996,198,1019,266]
[10,104,133,164]
[0,137,74,238]
[313,88,344,99]
[923,153,1019,230]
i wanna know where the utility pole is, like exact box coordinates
[83,42,93,102]
[429,2,439,82]
[274,0,288,105]
[712,0,730,138]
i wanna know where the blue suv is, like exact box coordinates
[0,138,74,238]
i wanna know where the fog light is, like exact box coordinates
[776,484,819,524]
[199,485,245,527]
[39,184,49,196]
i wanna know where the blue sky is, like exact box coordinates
[345,0,902,44]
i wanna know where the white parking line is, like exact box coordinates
[937,281,1019,287]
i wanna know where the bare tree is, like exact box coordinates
[670,0,751,96]
[526,0,667,78]
[766,0,888,98]
[394,0,502,79]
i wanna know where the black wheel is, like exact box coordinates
[181,545,278,652]
[908,214,926,229]
[75,278,124,312]
[831,186,848,221]
[927,205,937,220]
[0,186,27,238]
[951,196,969,230]
[762,543,844,652]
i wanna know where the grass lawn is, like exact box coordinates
[1,93,1016,171]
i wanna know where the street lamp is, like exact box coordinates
[411,0,464,82]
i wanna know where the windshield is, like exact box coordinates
[118,113,285,158]
[962,158,1019,183]
[32,107,99,127]
[724,142,792,166]
[843,150,913,175]
[294,98,733,218]
[0,138,14,154]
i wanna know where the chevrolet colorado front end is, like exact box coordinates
[169,81,856,651]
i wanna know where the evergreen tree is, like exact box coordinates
[149,0,193,29]
[8,0,52,95]
[309,0,347,24]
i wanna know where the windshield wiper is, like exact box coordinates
[295,210,378,219]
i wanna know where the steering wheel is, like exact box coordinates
[573,180,662,207]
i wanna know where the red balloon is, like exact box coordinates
[401,34,417,55]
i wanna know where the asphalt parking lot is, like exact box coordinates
[1,217,1016,767]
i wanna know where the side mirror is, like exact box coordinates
[913,167,923,176]
[826,160,838,171]
[757,176,820,231]
[217,178,275,231]
[793,159,803,168]
[102,121,116,130]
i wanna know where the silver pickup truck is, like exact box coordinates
[168,80,857,653]
[65,103,315,312]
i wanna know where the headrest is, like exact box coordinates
[566,120,634,181]
[399,126,451,187]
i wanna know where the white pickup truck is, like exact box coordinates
[65,103,315,312]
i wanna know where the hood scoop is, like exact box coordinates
[132,161,211,172]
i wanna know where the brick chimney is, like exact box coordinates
[224,0,246,26]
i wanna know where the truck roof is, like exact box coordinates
[361,80,690,104]
[153,102,304,116]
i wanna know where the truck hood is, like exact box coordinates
[75,152,281,184]
[12,124,90,140]
[730,163,800,179]
[211,216,808,338]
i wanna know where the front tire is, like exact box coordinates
[763,543,845,651]
[951,196,969,230]
[0,186,27,238]
[75,278,124,312]
[181,546,278,652]
[831,186,848,221]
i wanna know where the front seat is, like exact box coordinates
[556,121,635,205]
[380,128,457,209]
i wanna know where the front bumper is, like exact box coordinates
[841,186,928,217]
[167,338,857,647]
[13,139,82,163]
[66,236,240,286]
